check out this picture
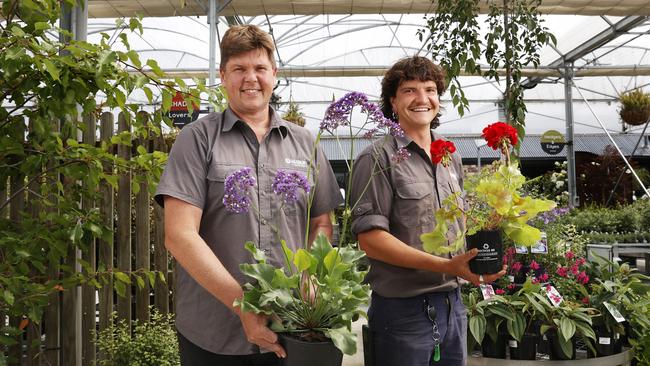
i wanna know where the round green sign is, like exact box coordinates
[540,130,565,155]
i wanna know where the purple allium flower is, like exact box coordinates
[391,147,411,164]
[272,170,310,205]
[223,167,256,214]
[321,92,368,131]
[321,92,405,138]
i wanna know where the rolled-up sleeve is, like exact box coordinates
[349,150,392,235]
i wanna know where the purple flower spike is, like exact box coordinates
[321,91,405,138]
[272,170,310,205]
[321,92,368,132]
[223,167,256,214]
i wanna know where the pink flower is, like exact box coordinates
[507,284,515,290]
[581,297,590,305]
[577,271,590,284]
[496,289,505,295]
[556,266,568,277]
[506,247,516,257]
[512,262,523,273]
[530,260,540,271]
[575,258,586,266]
[570,264,580,275]
[539,273,549,282]
[565,251,575,260]
[531,277,540,284]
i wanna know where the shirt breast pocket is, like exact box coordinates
[394,182,434,227]
[206,163,252,210]
[269,166,313,218]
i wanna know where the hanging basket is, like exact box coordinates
[620,108,650,126]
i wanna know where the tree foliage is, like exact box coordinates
[419,0,556,139]
[0,0,222,352]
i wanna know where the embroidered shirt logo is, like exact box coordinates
[285,158,308,169]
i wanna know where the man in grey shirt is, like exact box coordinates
[349,56,506,366]
[155,25,342,366]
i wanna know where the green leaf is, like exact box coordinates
[146,59,164,77]
[324,326,357,355]
[559,317,576,341]
[294,249,314,273]
[557,334,574,358]
[42,59,60,81]
[3,290,15,306]
[70,221,83,243]
[469,315,486,344]
[135,275,145,289]
[114,272,131,284]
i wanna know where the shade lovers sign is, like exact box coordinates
[168,91,199,129]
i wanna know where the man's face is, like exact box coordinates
[220,48,277,117]
[390,79,440,130]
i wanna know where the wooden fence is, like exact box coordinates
[2,112,174,366]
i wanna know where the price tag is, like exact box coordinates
[604,302,626,323]
[480,284,496,300]
[545,285,563,307]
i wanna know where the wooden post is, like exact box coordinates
[98,112,114,335]
[153,134,169,314]
[116,113,132,324]
[26,119,42,366]
[7,119,25,366]
[43,119,61,366]
[81,114,96,366]
[61,122,81,366]
[134,112,150,321]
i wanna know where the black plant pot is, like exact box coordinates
[548,332,576,360]
[481,333,507,359]
[509,333,537,360]
[278,333,343,366]
[587,328,621,357]
[467,230,503,274]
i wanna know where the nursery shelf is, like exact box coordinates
[468,349,633,366]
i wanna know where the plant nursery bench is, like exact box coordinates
[468,348,633,366]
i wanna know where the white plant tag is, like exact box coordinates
[545,285,563,307]
[480,284,495,300]
[509,340,518,348]
[508,275,515,283]
[599,337,611,345]
[604,302,626,323]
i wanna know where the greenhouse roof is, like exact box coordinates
[87,0,650,18]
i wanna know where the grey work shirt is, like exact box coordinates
[155,107,342,355]
[349,131,465,298]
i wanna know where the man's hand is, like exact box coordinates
[448,249,507,286]
[238,310,286,358]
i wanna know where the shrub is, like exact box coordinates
[95,310,179,366]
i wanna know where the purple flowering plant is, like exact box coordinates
[228,92,408,355]
[320,91,410,246]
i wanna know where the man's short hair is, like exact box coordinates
[381,56,447,129]
[220,25,276,70]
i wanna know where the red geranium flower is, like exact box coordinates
[482,122,518,151]
[430,139,456,167]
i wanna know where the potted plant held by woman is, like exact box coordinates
[233,92,408,365]
[421,122,556,274]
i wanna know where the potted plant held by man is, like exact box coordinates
[234,92,408,365]
[421,122,556,274]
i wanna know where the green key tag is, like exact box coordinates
[432,344,441,362]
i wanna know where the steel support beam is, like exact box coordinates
[564,63,578,208]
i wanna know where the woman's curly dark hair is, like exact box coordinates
[381,56,447,129]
